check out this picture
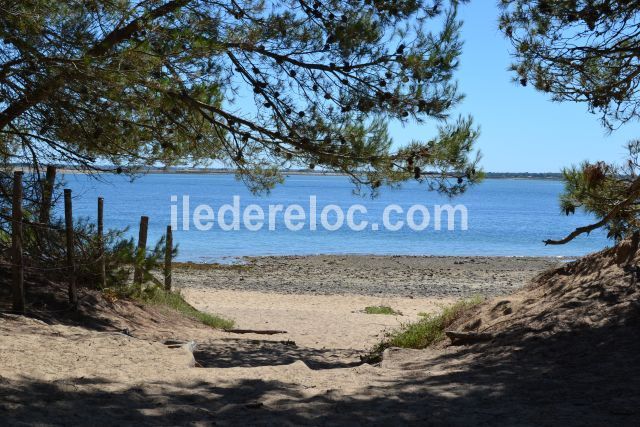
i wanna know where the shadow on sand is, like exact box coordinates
[2,318,640,426]
[194,338,362,369]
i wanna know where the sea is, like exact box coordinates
[59,173,610,262]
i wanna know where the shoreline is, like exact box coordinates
[174,254,562,298]
[10,166,563,180]
[175,254,578,266]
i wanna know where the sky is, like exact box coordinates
[388,1,640,173]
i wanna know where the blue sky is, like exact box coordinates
[388,1,640,173]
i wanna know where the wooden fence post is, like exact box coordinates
[12,171,25,314]
[39,165,56,225]
[98,197,106,289]
[133,216,149,287]
[164,225,172,291]
[64,189,78,306]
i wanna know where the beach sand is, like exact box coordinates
[175,255,561,355]
[1,255,572,425]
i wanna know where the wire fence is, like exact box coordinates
[0,213,95,274]
[2,167,175,315]
[0,213,66,231]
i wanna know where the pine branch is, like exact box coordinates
[544,176,640,245]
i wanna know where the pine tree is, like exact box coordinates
[500,0,640,243]
[0,0,481,195]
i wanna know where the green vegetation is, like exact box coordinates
[500,1,640,244]
[141,286,235,330]
[363,297,483,363]
[0,0,482,197]
[364,305,402,315]
[0,0,485,317]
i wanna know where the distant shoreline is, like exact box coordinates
[30,167,563,180]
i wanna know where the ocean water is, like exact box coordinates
[60,173,610,261]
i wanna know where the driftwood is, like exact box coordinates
[445,331,493,345]
[225,329,287,335]
[164,340,197,352]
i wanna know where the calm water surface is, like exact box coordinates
[60,173,610,261]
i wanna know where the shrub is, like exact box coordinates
[142,286,234,329]
[364,305,402,315]
[363,297,483,363]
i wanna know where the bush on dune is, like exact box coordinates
[364,297,483,363]
[364,305,402,315]
[142,286,235,330]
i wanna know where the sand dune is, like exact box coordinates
[5,254,635,425]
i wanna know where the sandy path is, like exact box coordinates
[3,255,579,425]
[175,255,560,360]
[182,289,455,353]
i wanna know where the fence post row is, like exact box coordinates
[64,189,78,307]
[12,171,25,314]
[97,197,106,289]
[164,225,172,291]
[8,180,168,310]
[39,165,56,225]
[134,216,149,288]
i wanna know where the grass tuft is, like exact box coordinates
[362,297,483,363]
[364,305,402,315]
[142,287,235,330]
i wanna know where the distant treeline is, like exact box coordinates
[483,172,563,180]
[5,164,563,180]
